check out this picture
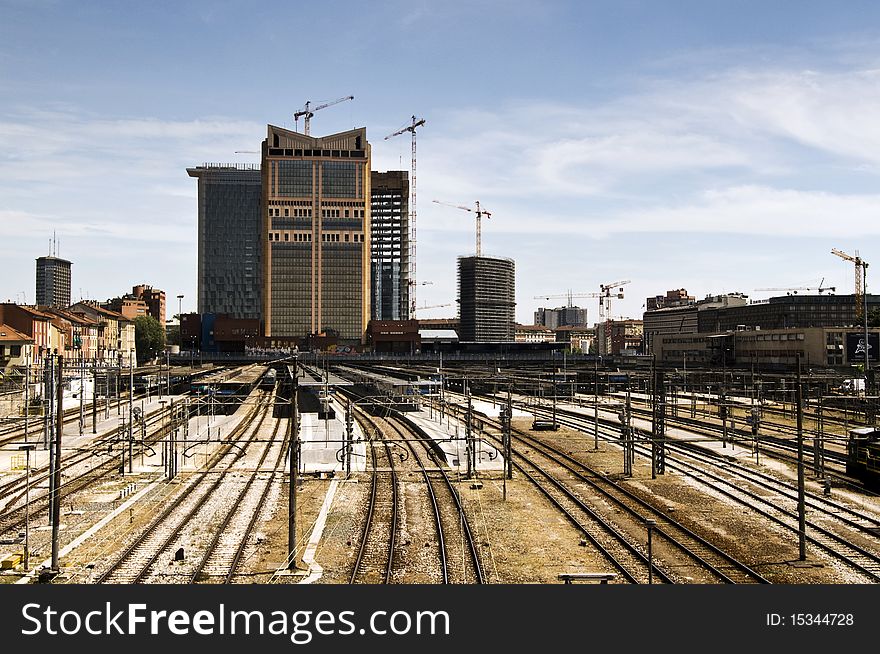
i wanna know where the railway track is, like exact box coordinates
[0,399,180,537]
[93,390,272,584]
[349,412,399,584]
[385,414,484,584]
[522,401,880,582]
[190,407,287,584]
[438,395,769,584]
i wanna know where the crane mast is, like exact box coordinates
[385,116,426,319]
[432,199,492,257]
[832,248,868,321]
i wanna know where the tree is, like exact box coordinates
[869,307,880,328]
[134,315,165,363]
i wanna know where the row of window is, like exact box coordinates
[268,148,366,158]
[268,232,365,243]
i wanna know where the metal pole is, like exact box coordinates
[288,357,299,570]
[24,362,29,443]
[594,356,599,450]
[506,389,513,481]
[129,355,134,473]
[796,353,806,561]
[51,354,63,571]
[465,381,473,480]
[92,366,97,433]
[646,519,656,584]
[79,354,84,436]
[864,263,870,389]
[345,400,352,477]
[24,447,31,571]
[651,354,657,479]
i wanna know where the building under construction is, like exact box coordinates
[370,171,409,321]
[457,255,515,342]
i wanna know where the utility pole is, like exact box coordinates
[622,379,633,477]
[288,357,299,570]
[24,361,29,443]
[594,356,600,450]
[79,354,84,436]
[651,355,657,479]
[51,355,63,572]
[465,380,474,479]
[345,400,353,477]
[129,354,134,473]
[19,444,35,571]
[796,353,807,561]
[92,366,97,433]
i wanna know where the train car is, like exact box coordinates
[847,427,880,487]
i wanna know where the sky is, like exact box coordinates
[2,0,880,324]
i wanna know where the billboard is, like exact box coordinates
[846,332,879,363]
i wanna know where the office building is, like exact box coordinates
[262,125,371,341]
[370,171,409,321]
[35,256,72,308]
[535,306,589,329]
[457,255,515,342]
[187,164,262,320]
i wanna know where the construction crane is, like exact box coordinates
[599,280,630,319]
[533,291,600,307]
[385,116,427,320]
[410,303,452,312]
[294,95,354,136]
[754,282,836,295]
[432,200,492,256]
[832,248,869,321]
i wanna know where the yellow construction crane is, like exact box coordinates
[385,116,427,320]
[432,200,492,256]
[294,95,355,135]
[832,248,869,321]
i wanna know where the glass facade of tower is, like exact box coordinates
[262,126,371,341]
[188,165,262,320]
[35,256,72,308]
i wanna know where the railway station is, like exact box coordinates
[1,357,879,586]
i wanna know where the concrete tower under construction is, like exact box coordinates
[457,255,516,342]
[370,170,409,321]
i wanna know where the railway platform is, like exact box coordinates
[404,406,504,473]
[298,397,367,473]
[0,393,190,495]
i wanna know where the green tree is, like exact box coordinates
[869,307,880,328]
[134,315,165,363]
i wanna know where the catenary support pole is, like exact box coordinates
[796,353,807,561]
[51,355,63,571]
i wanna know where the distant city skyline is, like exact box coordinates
[2,1,880,323]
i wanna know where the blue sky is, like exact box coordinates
[3,0,880,323]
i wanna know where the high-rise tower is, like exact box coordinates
[370,171,409,321]
[187,164,262,320]
[35,255,72,308]
[261,126,371,341]
[457,255,516,342]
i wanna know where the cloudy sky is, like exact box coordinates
[2,0,880,323]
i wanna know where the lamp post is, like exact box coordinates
[18,443,36,571]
